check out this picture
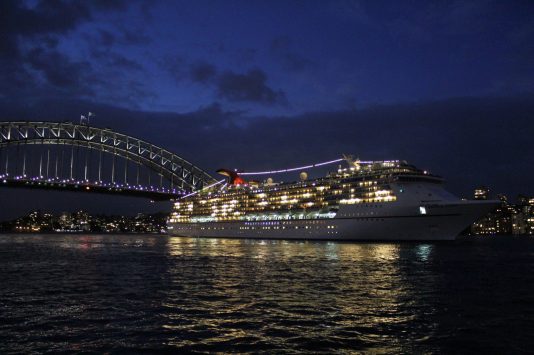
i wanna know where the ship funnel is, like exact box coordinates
[216,168,246,185]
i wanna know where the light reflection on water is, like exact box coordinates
[1,234,533,353]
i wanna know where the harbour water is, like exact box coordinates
[1,234,533,353]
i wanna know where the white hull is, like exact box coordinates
[168,199,499,241]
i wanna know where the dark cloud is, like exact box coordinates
[0,32,20,62]
[0,0,125,55]
[190,62,217,83]
[216,69,288,105]
[84,27,151,51]
[96,29,116,47]
[0,0,156,112]
[0,0,131,99]
[0,0,127,55]
[120,29,151,45]
[161,56,187,82]
[0,0,91,37]
[42,35,60,48]
[91,0,128,12]
[26,47,93,91]
[110,54,144,71]
[184,61,287,106]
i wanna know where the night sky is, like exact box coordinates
[1,0,534,219]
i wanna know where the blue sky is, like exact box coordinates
[4,1,533,114]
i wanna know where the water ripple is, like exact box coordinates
[1,234,534,353]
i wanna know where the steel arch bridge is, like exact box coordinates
[0,121,217,200]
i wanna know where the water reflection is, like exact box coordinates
[416,244,432,262]
[3,234,530,353]
[161,237,433,352]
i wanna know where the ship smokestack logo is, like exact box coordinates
[216,169,246,185]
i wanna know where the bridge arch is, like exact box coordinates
[0,121,216,198]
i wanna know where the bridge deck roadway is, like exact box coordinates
[0,178,181,201]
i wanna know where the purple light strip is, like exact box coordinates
[179,179,225,199]
[239,158,345,176]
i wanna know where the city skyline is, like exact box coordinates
[3,184,533,236]
[1,1,534,217]
[0,210,167,233]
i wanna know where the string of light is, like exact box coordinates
[178,158,389,199]
[180,179,225,199]
[239,157,349,176]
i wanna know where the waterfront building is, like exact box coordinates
[0,211,167,234]
[528,216,534,235]
[474,187,490,200]
[471,191,534,235]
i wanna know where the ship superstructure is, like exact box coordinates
[167,158,498,240]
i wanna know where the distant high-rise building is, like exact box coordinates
[474,187,490,200]
[0,211,167,234]
[59,212,72,230]
[528,216,534,235]
[497,194,508,203]
[470,191,534,236]
[512,212,528,235]
[471,194,513,235]
[518,195,529,206]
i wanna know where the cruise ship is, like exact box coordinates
[167,157,498,241]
